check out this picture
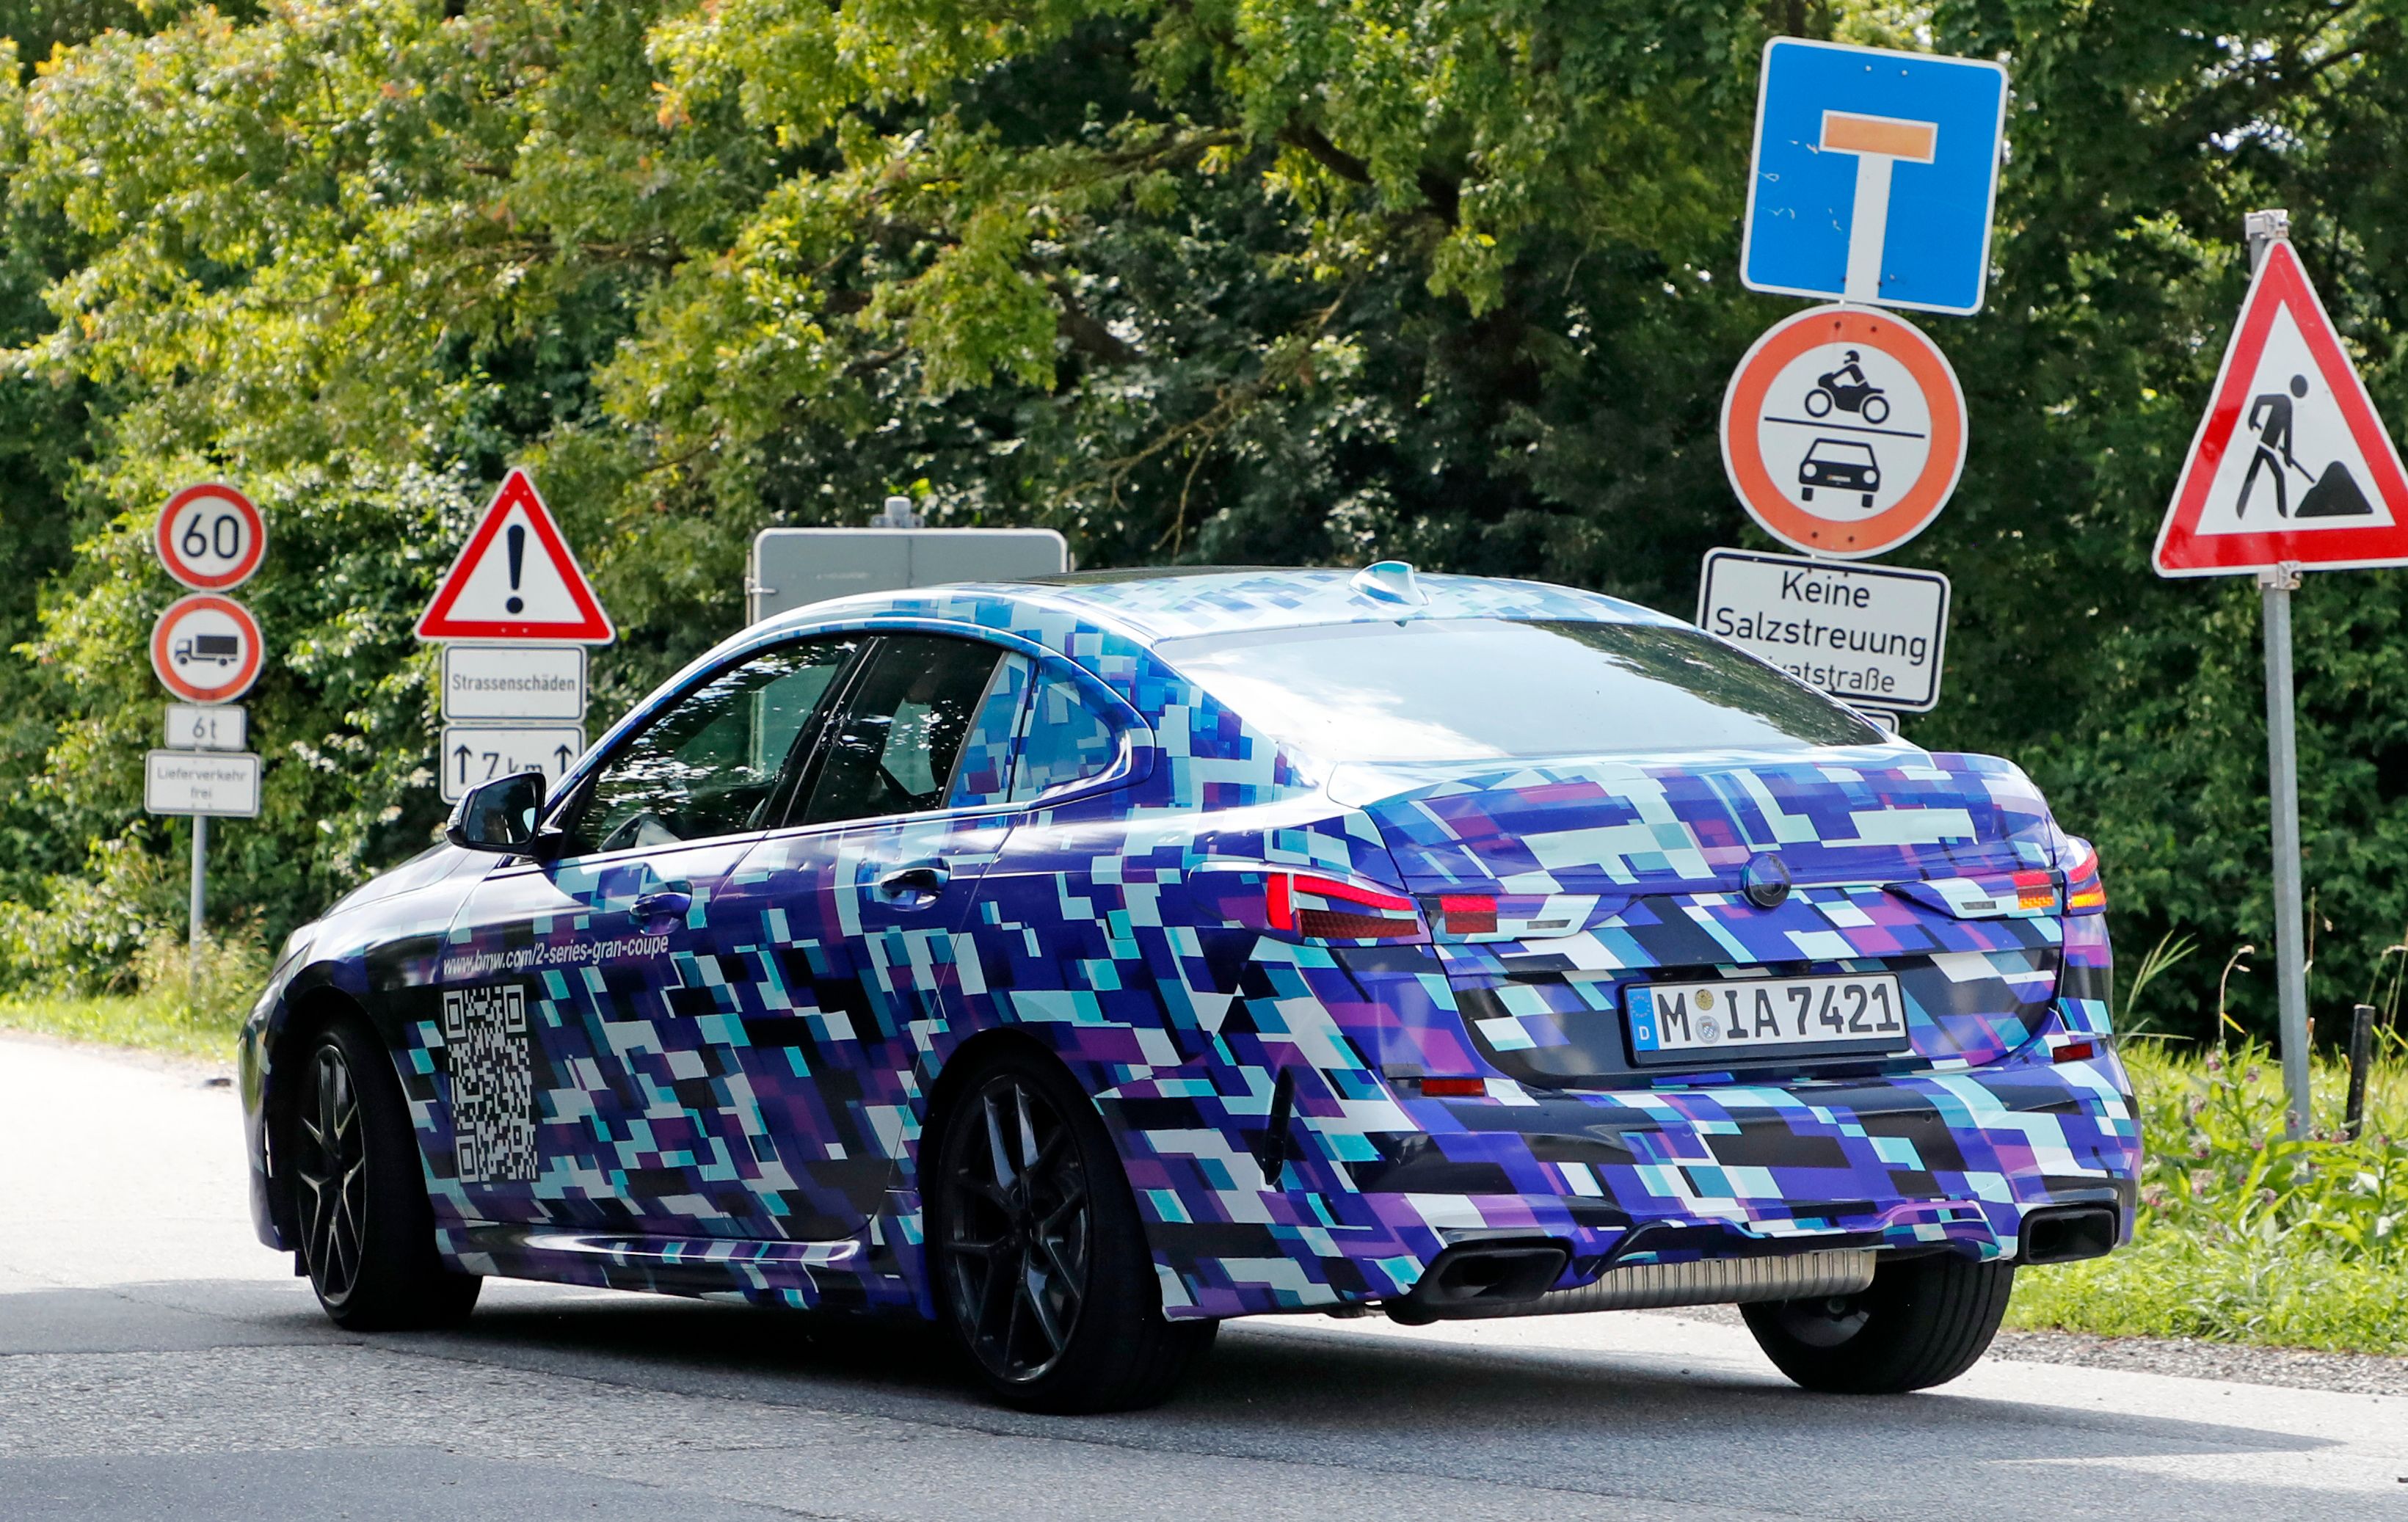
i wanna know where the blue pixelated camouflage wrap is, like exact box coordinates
[240,569,2138,1322]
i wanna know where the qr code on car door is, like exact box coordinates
[443,985,536,1184]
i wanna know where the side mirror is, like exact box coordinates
[445,771,555,856]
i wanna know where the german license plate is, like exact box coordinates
[1626,973,1907,1061]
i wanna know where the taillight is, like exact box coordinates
[1435,893,1498,936]
[2063,839,2106,914]
[2011,869,2057,914]
[1266,873,1425,942]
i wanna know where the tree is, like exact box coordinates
[3,0,2407,1040]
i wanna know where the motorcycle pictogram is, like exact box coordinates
[1802,349,1891,426]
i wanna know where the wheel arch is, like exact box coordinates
[917,1026,1072,1179]
[914,1022,1205,1319]
[258,981,376,1252]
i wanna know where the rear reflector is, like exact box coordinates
[1265,872,1425,942]
[1418,1077,1487,1097]
[2054,1040,2098,1063]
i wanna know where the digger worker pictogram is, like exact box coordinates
[2238,374,2310,520]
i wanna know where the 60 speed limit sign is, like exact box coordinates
[155,482,266,590]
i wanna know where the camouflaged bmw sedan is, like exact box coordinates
[241,564,2137,1412]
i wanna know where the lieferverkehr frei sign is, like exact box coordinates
[1697,548,1952,713]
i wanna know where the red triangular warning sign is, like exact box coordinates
[415,469,615,644]
[2156,241,2408,577]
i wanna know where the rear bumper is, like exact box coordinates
[1124,1048,2139,1322]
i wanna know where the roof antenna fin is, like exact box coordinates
[1350,560,1426,607]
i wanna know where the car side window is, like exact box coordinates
[1009,671,1123,802]
[567,637,861,857]
[796,636,1008,826]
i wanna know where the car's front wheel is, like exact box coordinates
[288,1016,482,1330]
[931,1049,1216,1412]
[1741,1253,2012,1394]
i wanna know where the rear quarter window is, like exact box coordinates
[1011,673,1124,801]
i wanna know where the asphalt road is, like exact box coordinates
[3,1035,2402,1521]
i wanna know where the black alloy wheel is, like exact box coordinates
[941,1070,1094,1385]
[294,1042,369,1309]
[932,1049,1217,1412]
[285,1017,482,1330]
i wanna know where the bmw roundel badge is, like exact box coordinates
[1742,853,1792,909]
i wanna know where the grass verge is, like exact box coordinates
[0,933,261,1066]
[2008,1035,2408,1355]
[0,988,244,1066]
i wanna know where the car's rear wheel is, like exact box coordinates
[931,1049,1216,1413]
[1741,1253,2012,1394]
[288,1016,482,1330]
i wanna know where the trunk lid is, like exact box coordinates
[1329,749,2067,1085]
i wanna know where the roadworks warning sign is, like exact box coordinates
[2155,240,2408,577]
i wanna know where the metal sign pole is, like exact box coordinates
[188,813,208,1008]
[2247,207,2312,1139]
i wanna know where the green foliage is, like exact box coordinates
[0,913,269,1063]
[0,0,2404,1043]
[2011,1037,2408,1352]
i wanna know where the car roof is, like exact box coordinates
[746,566,1677,650]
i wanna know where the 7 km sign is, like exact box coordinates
[440,724,586,804]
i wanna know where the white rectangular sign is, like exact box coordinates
[1696,547,1951,713]
[440,644,587,721]
[163,703,247,751]
[145,750,262,818]
[440,724,586,804]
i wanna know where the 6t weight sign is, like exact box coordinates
[156,483,266,590]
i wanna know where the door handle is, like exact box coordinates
[633,884,693,920]
[876,861,951,906]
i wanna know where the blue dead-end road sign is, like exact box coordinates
[1742,38,2007,316]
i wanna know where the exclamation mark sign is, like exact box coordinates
[504,523,526,615]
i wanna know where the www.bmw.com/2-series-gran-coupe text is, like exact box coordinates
[241,565,2136,1411]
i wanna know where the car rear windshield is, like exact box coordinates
[1156,618,1882,762]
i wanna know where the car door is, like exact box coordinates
[703,633,1032,1239]
[429,634,863,1237]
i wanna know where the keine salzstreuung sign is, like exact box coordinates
[1695,547,1951,714]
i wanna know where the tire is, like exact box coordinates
[928,1047,1218,1413]
[1741,1253,2013,1394]
[1862,394,1891,425]
[1805,387,1834,418]
[287,1016,483,1331]
[1800,487,1815,501]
